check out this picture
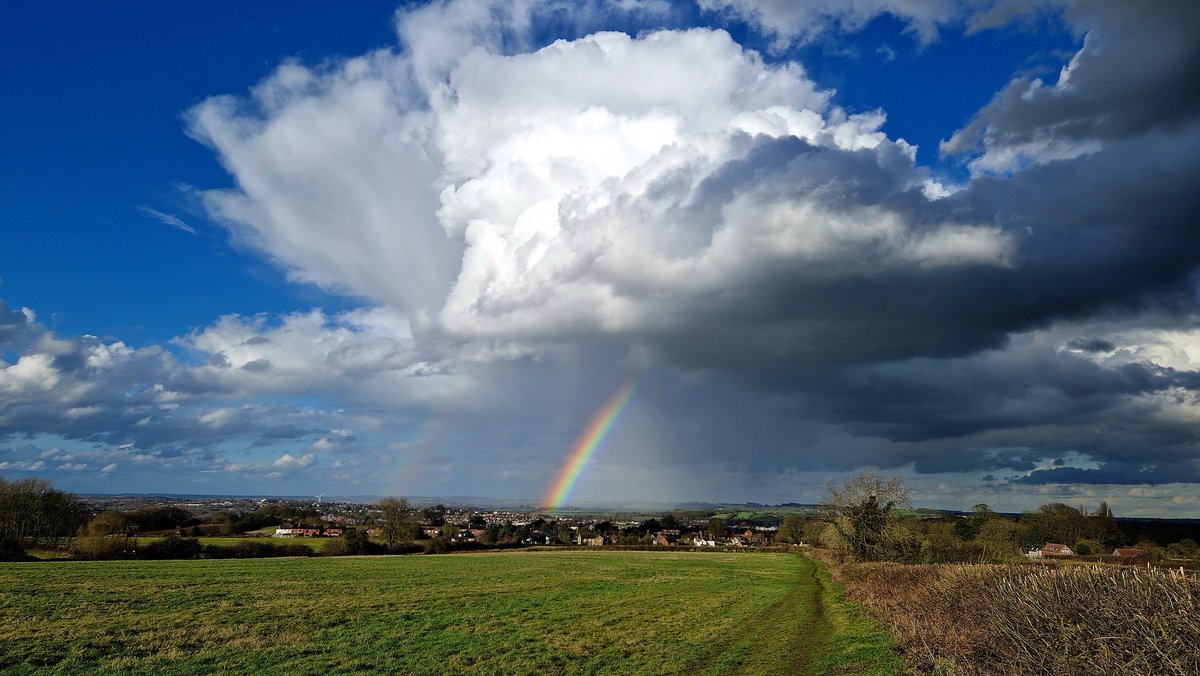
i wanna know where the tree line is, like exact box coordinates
[789,472,1200,564]
[5,474,1197,563]
[0,477,89,558]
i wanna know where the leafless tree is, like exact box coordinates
[819,472,911,561]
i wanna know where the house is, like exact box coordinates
[572,531,605,546]
[655,532,679,546]
[1113,548,1142,558]
[1024,548,1042,559]
[324,528,344,538]
[691,533,717,547]
[273,526,321,537]
[524,530,551,545]
[1040,543,1075,557]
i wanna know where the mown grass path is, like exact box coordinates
[0,551,898,674]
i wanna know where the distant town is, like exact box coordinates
[80,493,797,549]
[75,492,1200,561]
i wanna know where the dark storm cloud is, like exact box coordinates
[618,124,1200,477]
[760,0,1200,480]
[500,0,1200,484]
[820,354,1170,441]
[945,0,1200,160]
[1064,338,1114,353]
[915,447,1044,474]
[639,124,1200,384]
[1013,460,1200,486]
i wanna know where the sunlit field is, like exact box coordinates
[0,551,896,674]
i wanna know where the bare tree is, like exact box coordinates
[819,472,911,561]
[1022,502,1089,548]
[0,477,88,547]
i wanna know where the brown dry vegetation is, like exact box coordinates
[827,557,1200,675]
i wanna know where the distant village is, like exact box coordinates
[270,505,779,548]
[79,492,1199,565]
[82,493,786,548]
[1,482,1191,567]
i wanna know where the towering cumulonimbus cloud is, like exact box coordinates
[188,0,1200,374]
[188,3,1014,350]
[183,0,1200,488]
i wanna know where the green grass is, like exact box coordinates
[0,551,898,674]
[246,526,282,535]
[810,559,904,675]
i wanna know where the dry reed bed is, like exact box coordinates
[835,561,1200,675]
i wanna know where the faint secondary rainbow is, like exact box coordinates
[542,380,639,511]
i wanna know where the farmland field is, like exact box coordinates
[0,551,897,674]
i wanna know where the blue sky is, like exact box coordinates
[3,1,1199,516]
[2,2,403,344]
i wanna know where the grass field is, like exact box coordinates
[0,551,897,674]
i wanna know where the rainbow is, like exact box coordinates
[391,409,452,497]
[542,380,639,511]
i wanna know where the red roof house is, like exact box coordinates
[1040,543,1075,557]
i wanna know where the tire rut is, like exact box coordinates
[686,556,827,675]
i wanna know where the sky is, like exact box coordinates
[2,0,1199,516]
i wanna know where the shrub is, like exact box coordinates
[1134,540,1168,561]
[321,538,349,556]
[322,532,386,556]
[1,537,29,562]
[73,511,133,559]
[836,561,1200,675]
[387,542,424,555]
[424,536,449,554]
[1167,539,1200,560]
[140,536,202,560]
[72,536,128,560]
[203,542,315,559]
